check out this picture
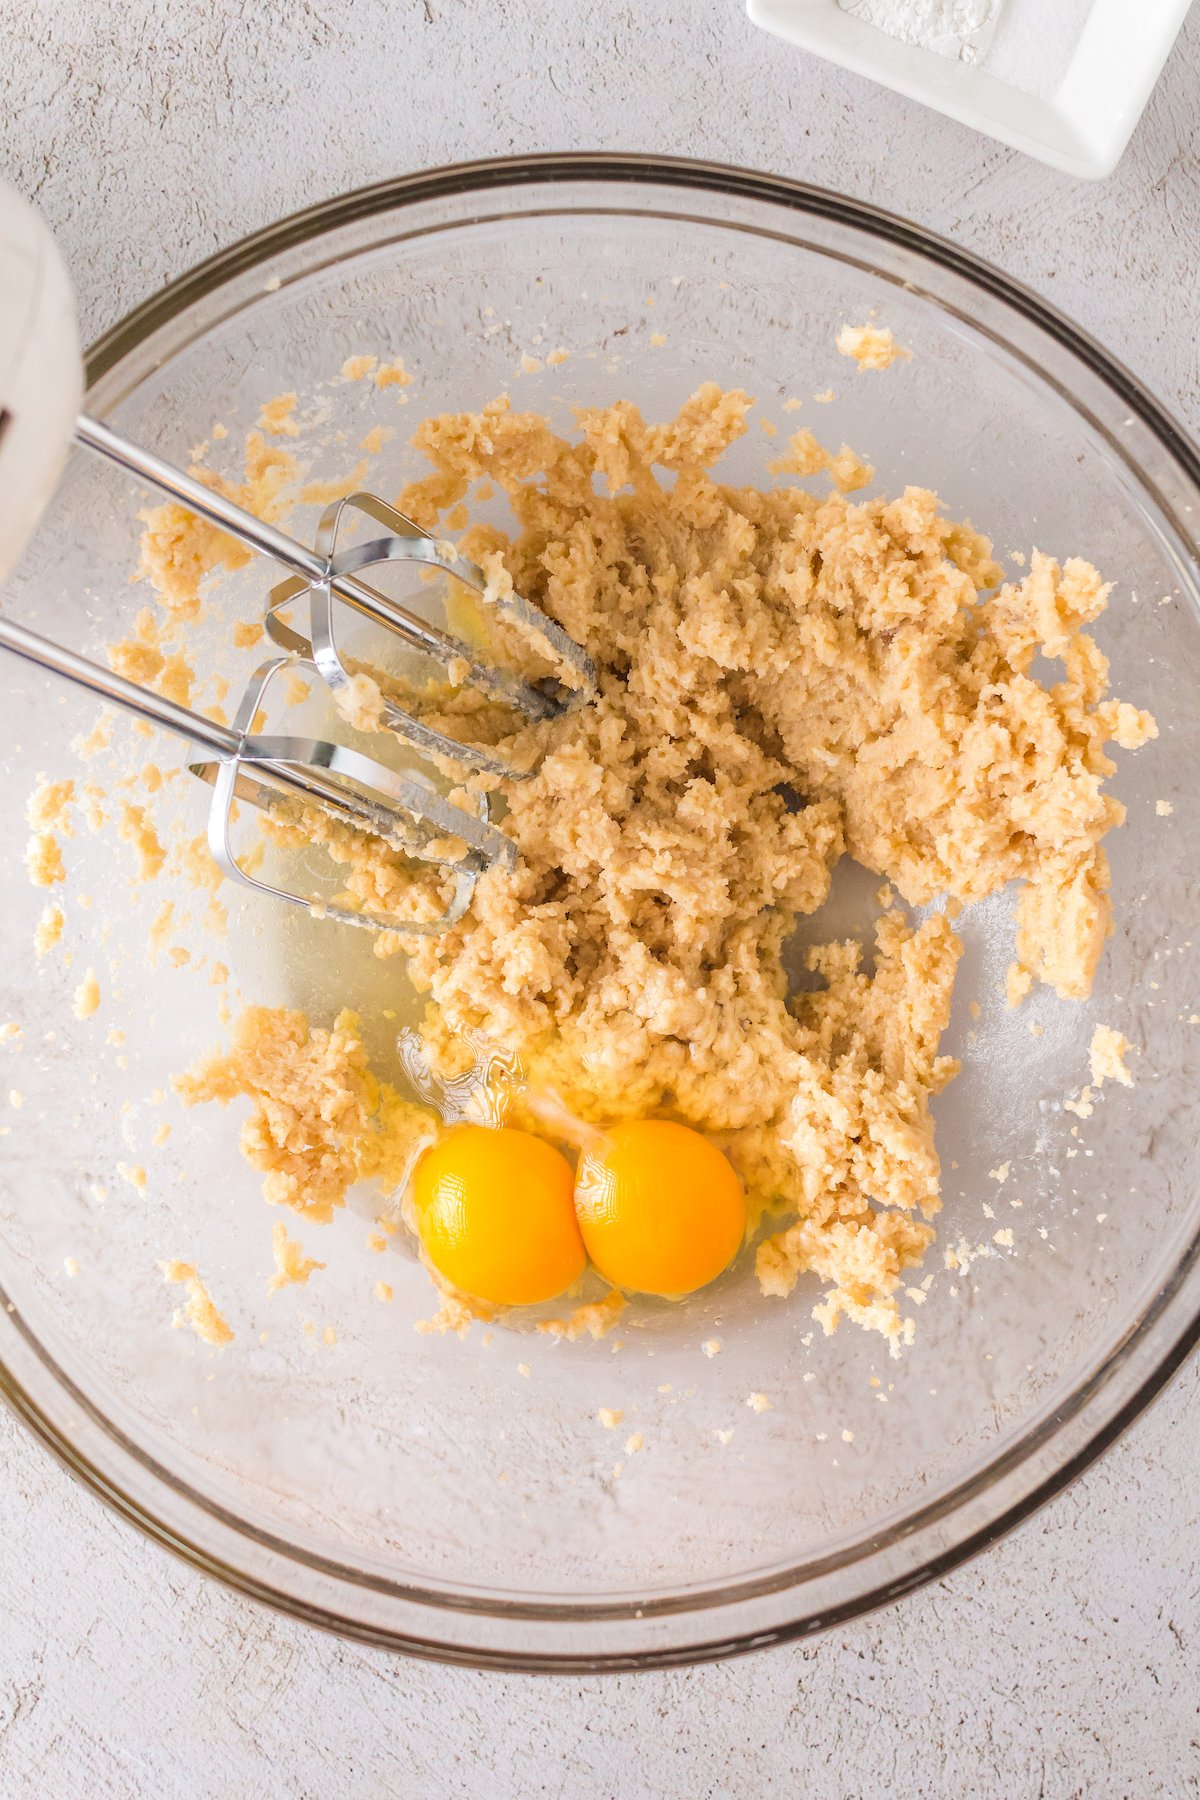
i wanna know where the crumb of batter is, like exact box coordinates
[836,323,911,372]
[415,1293,482,1336]
[138,433,298,618]
[172,835,227,936]
[258,392,300,438]
[598,1406,623,1428]
[342,355,377,382]
[161,1259,233,1347]
[767,426,874,493]
[34,902,64,956]
[73,710,113,761]
[25,832,65,887]
[108,608,196,706]
[1089,1023,1134,1088]
[174,1006,434,1222]
[1006,964,1034,1008]
[72,970,100,1020]
[233,620,264,649]
[81,783,108,832]
[536,1290,627,1341]
[334,669,388,733]
[267,1221,326,1292]
[27,776,75,833]
[374,359,411,390]
[299,462,371,506]
[118,804,166,881]
[147,901,176,964]
[746,1392,773,1413]
[1156,799,1173,816]
[625,1432,645,1454]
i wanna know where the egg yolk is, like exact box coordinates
[411,1124,586,1307]
[573,1119,746,1298]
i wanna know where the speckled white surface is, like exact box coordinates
[2,4,1199,1793]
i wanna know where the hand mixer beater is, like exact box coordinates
[0,184,596,933]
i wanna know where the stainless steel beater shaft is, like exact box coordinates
[0,610,513,875]
[74,414,594,728]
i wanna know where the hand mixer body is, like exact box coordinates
[0,183,83,588]
[0,184,596,933]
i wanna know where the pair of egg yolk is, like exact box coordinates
[410,1119,746,1308]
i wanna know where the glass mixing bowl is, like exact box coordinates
[1,156,1198,1671]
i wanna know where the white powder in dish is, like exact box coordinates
[839,0,1001,64]
[841,0,1095,97]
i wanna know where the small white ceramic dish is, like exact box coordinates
[747,0,1194,178]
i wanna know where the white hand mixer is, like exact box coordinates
[0,183,596,933]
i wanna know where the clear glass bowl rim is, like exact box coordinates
[3,152,1198,1672]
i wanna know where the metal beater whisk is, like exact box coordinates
[0,187,596,933]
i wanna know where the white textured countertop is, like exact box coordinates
[2,4,1198,1793]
